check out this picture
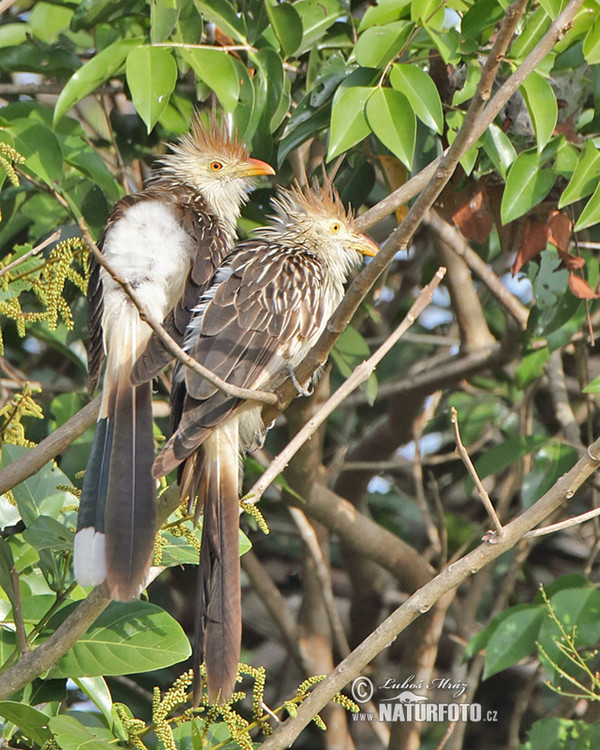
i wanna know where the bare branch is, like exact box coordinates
[260,432,600,750]
[524,506,600,538]
[451,406,503,537]
[79,220,278,407]
[423,209,530,329]
[0,230,62,278]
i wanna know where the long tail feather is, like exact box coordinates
[193,420,241,705]
[105,378,156,600]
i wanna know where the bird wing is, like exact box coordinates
[154,240,327,473]
[131,192,233,385]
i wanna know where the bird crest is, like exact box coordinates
[271,179,355,229]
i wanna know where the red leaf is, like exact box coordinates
[511,218,548,275]
[554,117,578,144]
[452,188,493,244]
[547,210,572,253]
[568,273,600,299]
[560,251,585,271]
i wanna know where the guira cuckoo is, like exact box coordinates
[140,182,379,703]
[74,117,274,601]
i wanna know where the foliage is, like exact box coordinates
[2,0,600,748]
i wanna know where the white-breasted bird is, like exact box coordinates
[75,116,275,601]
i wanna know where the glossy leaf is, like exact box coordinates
[193,0,247,43]
[481,123,517,178]
[583,13,600,63]
[53,40,140,125]
[294,0,343,55]
[389,63,443,133]
[483,605,545,679]
[181,48,240,112]
[559,141,600,208]
[265,2,302,57]
[151,0,180,43]
[328,86,373,161]
[365,87,415,169]
[51,601,191,678]
[358,0,411,32]
[10,120,64,186]
[0,702,51,745]
[501,151,557,224]
[574,180,600,230]
[510,6,551,60]
[48,715,113,750]
[126,46,177,133]
[519,72,557,152]
[468,435,548,493]
[355,21,412,68]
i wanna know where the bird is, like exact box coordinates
[74,115,275,602]
[146,180,379,703]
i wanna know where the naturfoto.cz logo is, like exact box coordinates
[350,676,499,724]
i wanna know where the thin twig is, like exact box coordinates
[78,220,278,407]
[259,432,600,750]
[524,506,600,538]
[288,506,351,657]
[10,568,28,655]
[0,230,62,278]
[248,267,445,503]
[451,406,503,537]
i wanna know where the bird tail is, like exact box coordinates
[193,419,242,705]
[75,318,156,601]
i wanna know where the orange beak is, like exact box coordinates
[241,157,276,177]
[357,233,379,257]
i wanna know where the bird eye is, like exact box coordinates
[210,161,224,171]
[330,221,341,233]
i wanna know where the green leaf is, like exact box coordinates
[358,0,411,32]
[294,0,343,55]
[452,59,481,107]
[22,515,74,552]
[559,140,600,208]
[0,702,51,745]
[0,539,17,613]
[481,123,517,179]
[265,1,302,57]
[583,372,600,393]
[53,40,141,125]
[501,151,557,224]
[328,86,374,161]
[389,63,443,133]
[521,442,578,508]
[193,0,247,43]
[365,87,415,169]
[1,446,69,525]
[520,72,557,153]
[510,6,551,60]
[151,0,180,44]
[355,21,412,68]
[73,677,114,729]
[467,435,548,494]
[51,601,191,678]
[8,120,64,185]
[181,48,240,113]
[483,605,545,679]
[126,46,177,133]
[516,347,551,390]
[574,179,600,231]
[583,13,600,64]
[0,24,28,48]
[48,715,114,750]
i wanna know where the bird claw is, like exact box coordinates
[287,366,313,397]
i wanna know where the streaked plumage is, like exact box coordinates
[75,116,274,601]
[149,182,378,703]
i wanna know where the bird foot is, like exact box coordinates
[287,366,313,397]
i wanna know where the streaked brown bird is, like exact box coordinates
[74,116,274,601]
[144,181,378,703]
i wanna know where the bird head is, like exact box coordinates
[269,181,378,278]
[160,114,275,232]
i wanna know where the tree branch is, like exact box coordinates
[260,434,600,749]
